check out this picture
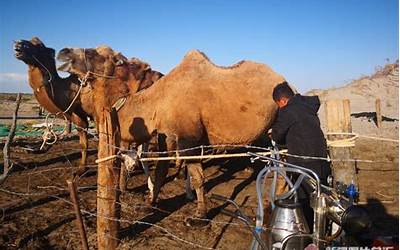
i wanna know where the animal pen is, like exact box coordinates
[0,94,398,249]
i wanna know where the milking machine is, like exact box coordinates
[211,146,370,250]
[245,149,371,250]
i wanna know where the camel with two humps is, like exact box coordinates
[57,46,286,225]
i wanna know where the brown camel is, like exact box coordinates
[14,38,163,182]
[57,47,286,225]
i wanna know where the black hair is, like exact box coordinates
[272,81,294,102]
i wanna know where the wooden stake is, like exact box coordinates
[343,99,352,133]
[325,99,355,185]
[375,99,382,128]
[325,99,352,133]
[67,179,89,250]
[1,93,22,184]
[96,107,121,249]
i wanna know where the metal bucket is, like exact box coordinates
[265,199,311,249]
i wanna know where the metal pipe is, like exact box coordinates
[248,153,321,196]
[313,195,327,248]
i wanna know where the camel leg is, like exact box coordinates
[185,162,208,227]
[176,160,194,201]
[187,163,206,217]
[148,160,169,205]
[174,159,186,179]
[185,170,194,200]
[119,140,131,192]
[173,159,195,200]
[69,113,89,177]
[73,128,88,176]
[138,143,156,195]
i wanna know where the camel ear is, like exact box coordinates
[31,37,45,47]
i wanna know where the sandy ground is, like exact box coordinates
[0,127,398,249]
[0,62,398,249]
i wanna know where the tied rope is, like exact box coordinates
[93,130,398,164]
[326,132,399,148]
[37,47,118,149]
[326,132,358,148]
[40,72,90,149]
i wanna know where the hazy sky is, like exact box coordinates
[0,0,398,93]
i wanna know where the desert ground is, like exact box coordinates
[0,62,398,249]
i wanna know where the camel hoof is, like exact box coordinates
[185,217,209,228]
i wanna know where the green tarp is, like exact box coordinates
[0,124,72,137]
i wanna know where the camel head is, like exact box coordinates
[57,46,163,91]
[14,37,56,67]
[57,45,128,79]
[128,58,164,90]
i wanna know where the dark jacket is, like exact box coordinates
[272,94,331,198]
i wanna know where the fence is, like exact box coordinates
[0,95,398,249]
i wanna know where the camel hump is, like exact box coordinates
[182,49,246,70]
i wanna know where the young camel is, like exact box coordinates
[14,38,162,185]
[57,47,286,225]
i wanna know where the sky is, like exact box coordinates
[0,0,398,93]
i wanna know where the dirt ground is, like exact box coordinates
[0,130,398,249]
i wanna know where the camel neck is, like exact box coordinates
[28,65,72,116]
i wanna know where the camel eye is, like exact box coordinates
[115,59,124,66]
[22,43,30,49]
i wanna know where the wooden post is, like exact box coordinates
[96,108,121,249]
[325,99,355,185]
[325,99,352,134]
[93,73,121,250]
[67,179,89,250]
[343,99,352,133]
[1,93,22,184]
[375,99,382,128]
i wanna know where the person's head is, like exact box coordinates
[272,81,294,108]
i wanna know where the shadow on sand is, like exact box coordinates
[119,156,264,240]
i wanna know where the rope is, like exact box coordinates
[358,134,399,143]
[70,123,396,164]
[61,73,88,115]
[32,55,54,97]
[95,149,287,164]
[30,54,88,149]
[10,117,397,165]
[30,49,118,150]
[326,133,358,148]
[39,127,57,150]
[327,132,398,143]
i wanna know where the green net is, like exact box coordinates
[0,124,76,137]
